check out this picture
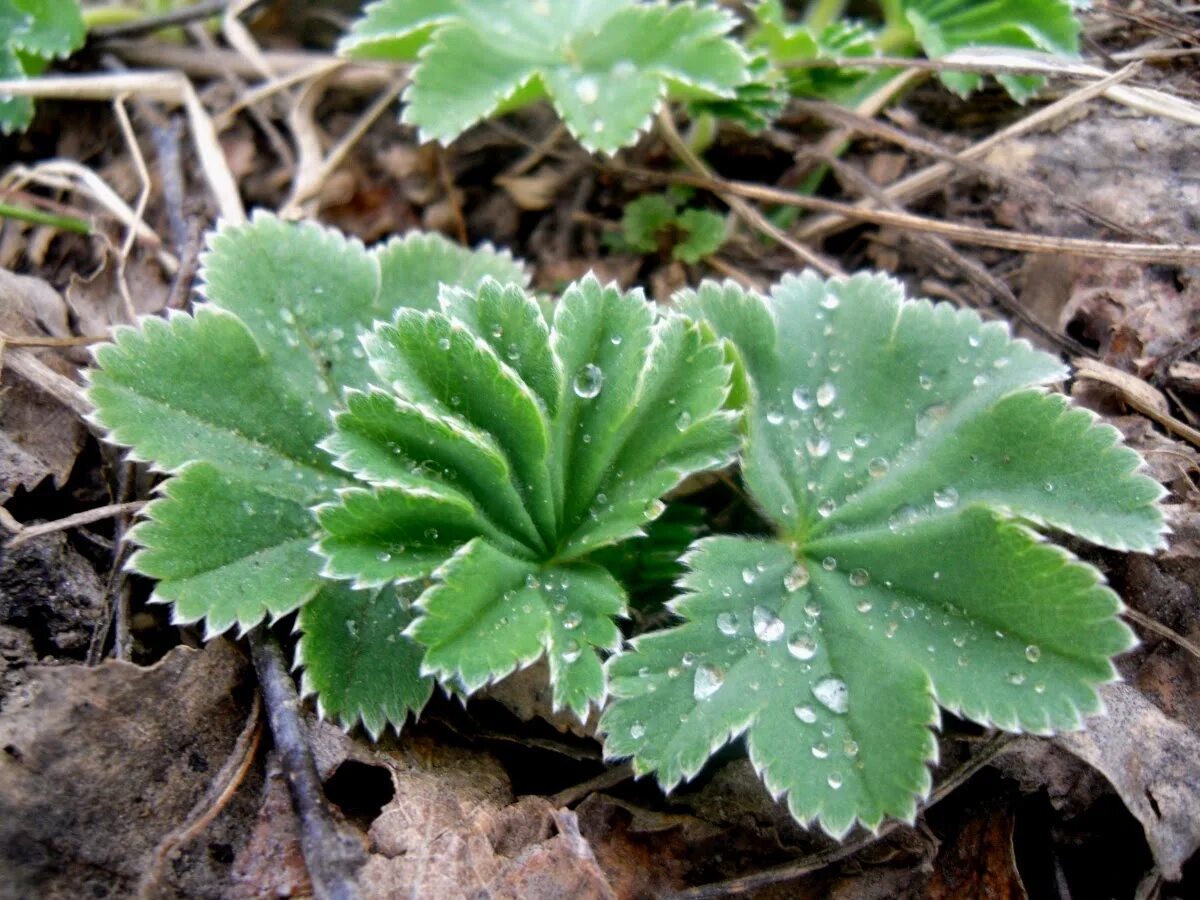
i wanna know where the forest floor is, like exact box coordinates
[1,2,1199,898]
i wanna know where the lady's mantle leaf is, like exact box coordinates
[317,275,739,717]
[903,0,1081,101]
[339,0,750,153]
[0,0,87,132]
[88,213,526,733]
[602,272,1163,836]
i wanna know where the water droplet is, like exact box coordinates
[820,293,840,310]
[918,373,933,390]
[279,308,295,324]
[575,76,599,104]
[561,640,582,663]
[855,598,873,614]
[693,664,724,700]
[423,527,439,541]
[525,574,540,589]
[888,505,920,532]
[610,334,623,345]
[811,742,829,759]
[595,492,608,506]
[816,381,836,408]
[681,651,696,668]
[933,486,959,509]
[629,721,645,739]
[1025,644,1041,663]
[972,373,989,388]
[867,457,889,478]
[376,551,392,563]
[827,772,843,790]
[787,632,818,660]
[563,611,582,630]
[784,565,810,592]
[675,410,692,431]
[901,606,916,620]
[766,409,784,425]
[968,335,981,348]
[1007,671,1026,686]
[716,612,740,636]
[822,557,837,571]
[916,403,949,437]
[843,739,859,758]
[741,567,756,585]
[817,498,836,518]
[854,432,871,448]
[345,619,358,639]
[812,676,849,714]
[794,704,817,723]
[806,436,830,458]
[957,655,970,667]
[667,666,681,679]
[994,356,1010,369]
[752,606,785,642]
[1043,482,1055,493]
[437,336,451,350]
[792,387,812,410]
[573,363,603,399]
[612,60,636,79]
[836,447,854,462]
[804,599,822,618]
[1034,682,1046,694]
[848,568,870,587]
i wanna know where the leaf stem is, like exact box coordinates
[0,201,92,234]
[804,0,848,30]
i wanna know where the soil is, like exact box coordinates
[1,2,1199,898]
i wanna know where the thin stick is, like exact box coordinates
[2,348,90,417]
[137,691,263,900]
[0,331,109,347]
[630,166,1200,267]
[249,629,366,900]
[113,96,149,322]
[795,63,1145,242]
[1123,608,1200,662]
[550,763,634,809]
[90,0,228,39]
[6,502,146,548]
[674,733,1016,899]
[655,108,843,278]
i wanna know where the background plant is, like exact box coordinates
[338,0,751,153]
[611,190,727,264]
[87,212,529,735]
[0,0,86,132]
[602,271,1163,837]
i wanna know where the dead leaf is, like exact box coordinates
[228,759,312,899]
[0,270,85,499]
[496,168,568,211]
[1056,683,1200,881]
[0,641,252,897]
[924,805,1026,899]
[481,808,615,900]
[64,245,170,337]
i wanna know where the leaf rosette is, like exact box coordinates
[87,212,528,735]
[601,272,1164,837]
[338,0,751,153]
[315,275,740,718]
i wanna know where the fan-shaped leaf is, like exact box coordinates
[0,0,85,132]
[339,0,750,153]
[318,274,738,715]
[603,272,1162,836]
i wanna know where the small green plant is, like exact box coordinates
[88,217,1162,837]
[753,0,1083,103]
[600,272,1163,837]
[0,0,86,133]
[338,0,751,153]
[613,192,726,264]
[87,212,530,735]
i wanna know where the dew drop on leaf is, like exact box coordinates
[843,740,859,758]
[573,363,604,398]
[1007,671,1026,686]
[575,76,599,104]
[563,611,582,630]
[1025,644,1041,662]
[933,486,959,509]
[806,436,830,458]
[812,676,849,714]
[787,632,817,660]
[816,381,836,407]
[918,373,933,390]
[848,568,870,587]
[827,772,843,790]
[741,567,756,585]
[693,664,724,700]
[525,573,540,589]
[792,387,812,410]
[752,606,785,642]
[794,703,817,723]
[811,742,829,759]
[821,556,837,571]
[675,410,692,431]
[867,457,889,478]
[716,612,740,636]
[784,564,810,592]
[817,498,836,518]
[561,640,582,663]
[916,403,949,437]
[854,432,870,448]
[376,551,392,563]
[855,598,873,614]
[629,721,645,740]
[437,337,451,350]
[766,409,784,425]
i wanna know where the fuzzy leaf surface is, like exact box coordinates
[339,0,750,153]
[89,214,518,731]
[318,274,739,715]
[603,272,1163,836]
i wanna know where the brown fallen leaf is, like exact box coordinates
[1056,683,1200,881]
[0,270,85,500]
[0,641,252,897]
[924,804,1026,900]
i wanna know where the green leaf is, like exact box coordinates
[297,581,434,737]
[751,4,879,101]
[0,0,85,133]
[408,538,624,719]
[903,0,1081,101]
[130,463,323,635]
[319,274,739,715]
[603,272,1162,836]
[621,195,678,254]
[673,209,726,263]
[340,0,750,153]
